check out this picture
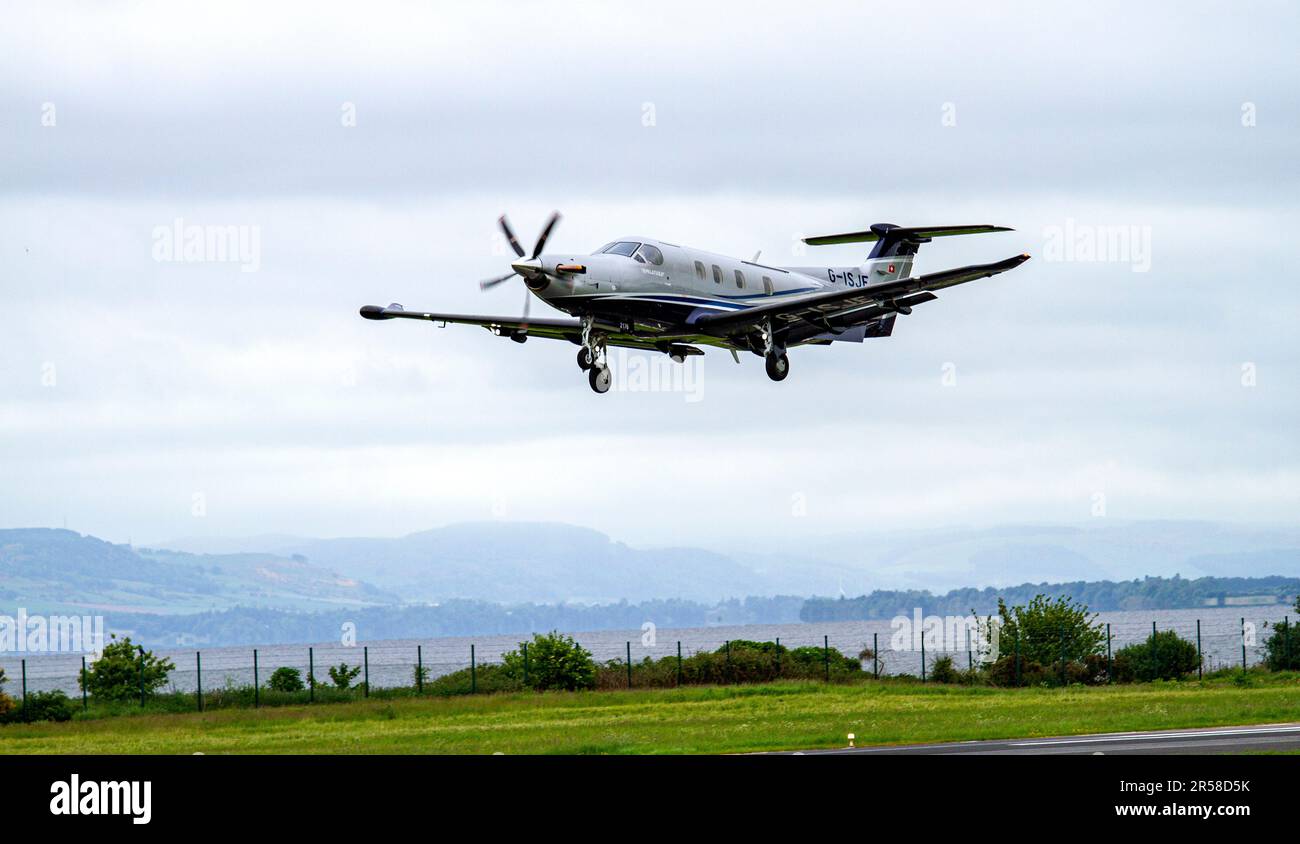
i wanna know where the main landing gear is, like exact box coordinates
[765,351,790,381]
[577,316,611,393]
[760,318,789,382]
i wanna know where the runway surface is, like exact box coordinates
[776,723,1300,755]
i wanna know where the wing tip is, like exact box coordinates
[359,304,392,320]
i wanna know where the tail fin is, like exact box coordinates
[803,222,1014,283]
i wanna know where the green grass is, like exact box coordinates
[3,676,1299,754]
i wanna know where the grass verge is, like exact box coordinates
[3,675,1298,754]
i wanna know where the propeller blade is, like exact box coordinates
[479,271,517,291]
[531,210,562,259]
[498,215,525,258]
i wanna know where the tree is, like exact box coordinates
[502,631,595,691]
[1113,630,1199,681]
[0,667,12,718]
[1262,616,1300,671]
[996,594,1105,669]
[327,663,362,689]
[267,667,305,692]
[79,635,175,702]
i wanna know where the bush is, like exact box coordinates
[2,690,75,724]
[267,667,305,692]
[996,595,1105,668]
[327,663,362,690]
[502,631,596,691]
[1112,630,1200,682]
[928,655,959,684]
[1262,618,1300,671]
[80,635,176,702]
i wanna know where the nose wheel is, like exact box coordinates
[765,352,790,382]
[577,346,594,370]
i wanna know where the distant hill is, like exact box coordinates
[0,528,397,615]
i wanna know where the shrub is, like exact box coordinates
[1262,618,1300,671]
[80,635,176,702]
[502,631,596,691]
[267,667,305,692]
[2,690,75,724]
[327,663,362,690]
[996,595,1105,668]
[928,655,959,684]
[1112,630,1200,682]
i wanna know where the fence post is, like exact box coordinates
[968,648,973,672]
[676,641,682,686]
[873,632,879,679]
[196,651,203,712]
[470,644,476,694]
[1196,619,1202,680]
[920,633,926,683]
[626,641,632,689]
[363,646,369,698]
[522,642,529,686]
[1151,620,1158,677]
[1058,627,1066,685]
[823,635,830,682]
[138,645,146,707]
[1106,624,1112,683]
[81,655,88,711]
[253,648,259,708]
[1241,617,1247,670]
[417,644,424,693]
[1014,631,1021,686]
[21,658,27,718]
[308,647,315,703]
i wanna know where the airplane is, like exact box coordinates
[360,213,1030,394]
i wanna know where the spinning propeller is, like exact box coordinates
[478,211,563,335]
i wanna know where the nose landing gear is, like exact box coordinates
[765,351,790,381]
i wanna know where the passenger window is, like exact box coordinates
[734,269,745,289]
[711,265,723,284]
[695,260,706,280]
[635,244,664,265]
[763,276,774,295]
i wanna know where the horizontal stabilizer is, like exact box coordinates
[803,223,1012,246]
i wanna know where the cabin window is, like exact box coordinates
[634,243,664,265]
[694,260,706,280]
[711,264,723,284]
[763,276,774,295]
[734,269,746,289]
[601,241,641,257]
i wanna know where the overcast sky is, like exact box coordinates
[2,1,1297,549]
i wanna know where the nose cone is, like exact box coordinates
[511,257,542,275]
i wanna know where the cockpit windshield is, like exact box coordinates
[596,241,641,257]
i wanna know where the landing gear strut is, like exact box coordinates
[579,315,611,393]
[760,319,789,382]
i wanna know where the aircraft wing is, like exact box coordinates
[359,304,717,354]
[696,254,1029,334]
[360,304,581,340]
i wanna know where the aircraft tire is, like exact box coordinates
[577,347,594,370]
[588,365,612,394]
[765,352,790,382]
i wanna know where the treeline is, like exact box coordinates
[800,575,1300,622]
[110,596,807,647]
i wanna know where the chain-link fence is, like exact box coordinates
[2,607,1292,712]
